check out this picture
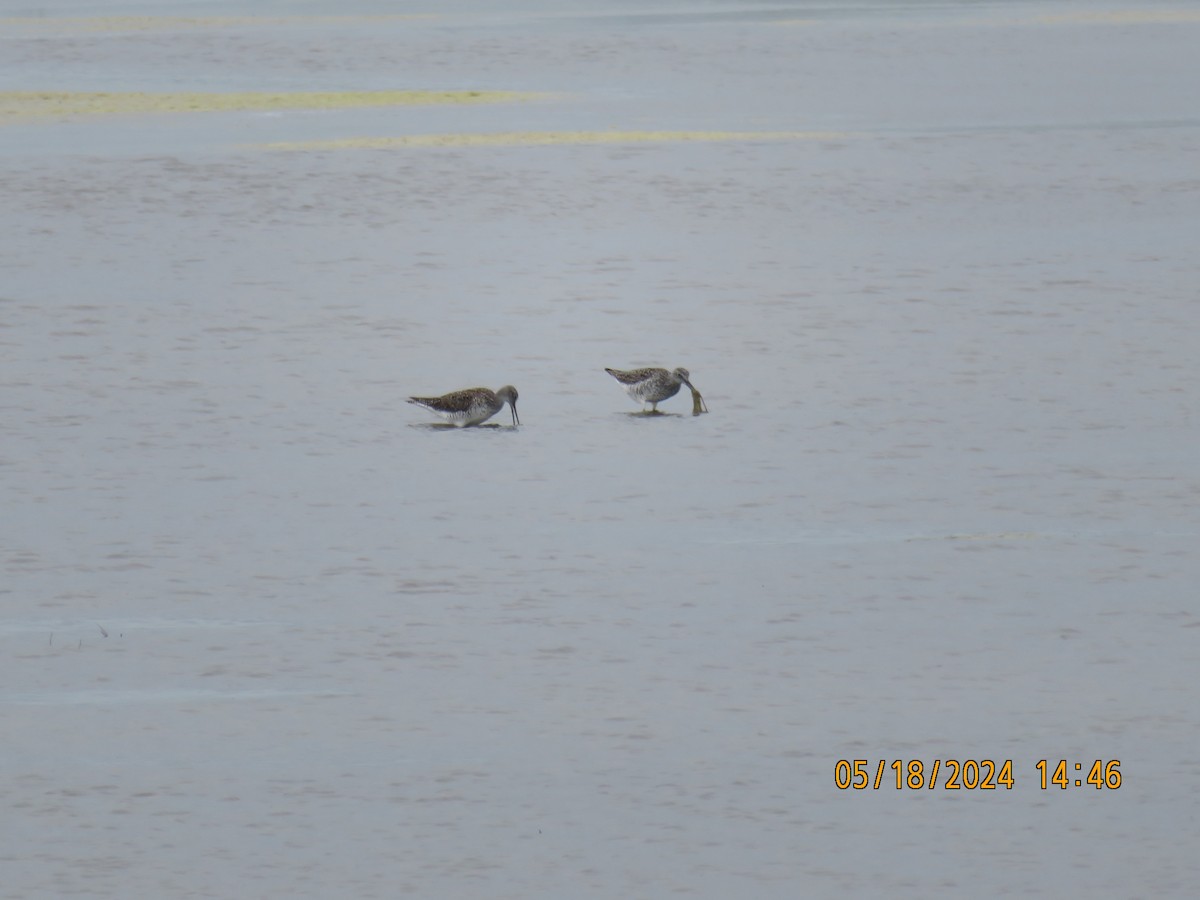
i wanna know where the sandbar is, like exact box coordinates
[0,15,436,33]
[257,130,849,151]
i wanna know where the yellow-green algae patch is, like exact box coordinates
[0,90,539,122]
[1,15,436,33]
[257,130,849,151]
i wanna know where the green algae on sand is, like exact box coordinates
[0,90,538,122]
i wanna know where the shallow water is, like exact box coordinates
[3,2,1199,896]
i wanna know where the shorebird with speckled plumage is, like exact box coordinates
[604,366,704,413]
[407,385,519,427]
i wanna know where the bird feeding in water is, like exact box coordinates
[407,385,520,427]
[604,367,707,415]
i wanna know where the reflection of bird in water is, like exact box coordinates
[407,386,520,427]
[604,367,703,413]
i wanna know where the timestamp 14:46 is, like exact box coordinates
[1037,759,1122,790]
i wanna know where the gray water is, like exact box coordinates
[3,2,1199,896]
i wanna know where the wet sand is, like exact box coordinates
[3,3,1199,897]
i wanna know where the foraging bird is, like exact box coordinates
[407,385,520,427]
[604,367,701,413]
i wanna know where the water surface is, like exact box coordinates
[3,2,1199,896]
